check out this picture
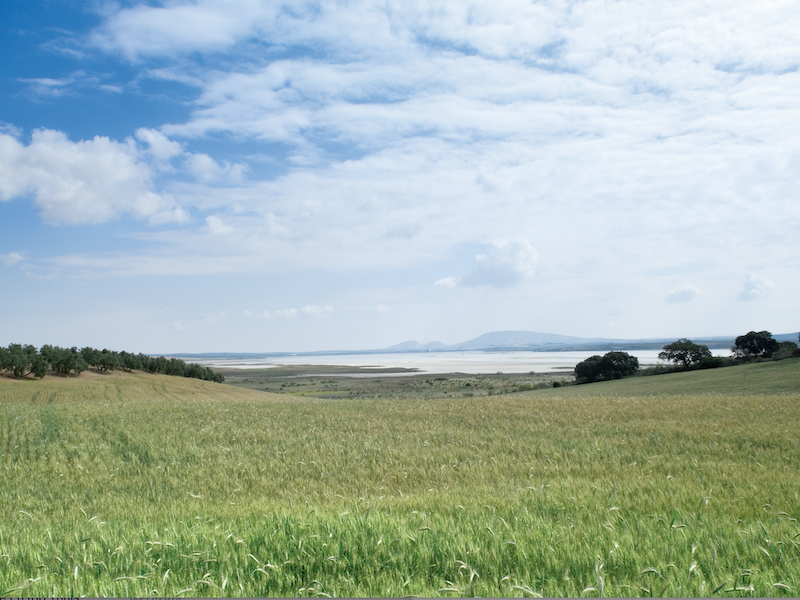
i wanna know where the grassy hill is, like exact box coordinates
[0,361,798,597]
[0,369,280,405]
[548,357,800,397]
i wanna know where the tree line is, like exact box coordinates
[574,330,799,384]
[0,344,224,383]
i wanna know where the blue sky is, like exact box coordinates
[1,0,799,353]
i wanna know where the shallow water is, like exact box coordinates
[190,349,728,375]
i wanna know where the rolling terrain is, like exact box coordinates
[0,369,275,404]
[0,360,798,596]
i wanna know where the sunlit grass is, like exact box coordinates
[0,360,799,596]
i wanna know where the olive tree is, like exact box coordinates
[27,354,50,379]
[2,344,37,378]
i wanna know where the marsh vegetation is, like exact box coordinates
[219,365,570,400]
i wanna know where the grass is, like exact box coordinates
[219,366,569,399]
[0,360,798,596]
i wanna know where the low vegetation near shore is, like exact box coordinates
[219,365,570,399]
[0,360,798,597]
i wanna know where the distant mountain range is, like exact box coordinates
[385,330,627,351]
[170,330,800,359]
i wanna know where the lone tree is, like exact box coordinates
[731,331,779,360]
[659,339,713,368]
[575,351,639,383]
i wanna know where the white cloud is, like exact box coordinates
[737,274,774,302]
[0,122,22,137]
[173,321,184,330]
[263,213,289,238]
[376,304,391,313]
[301,305,334,317]
[19,71,91,97]
[458,239,538,288]
[4,0,799,346]
[149,207,190,226]
[259,308,298,320]
[665,284,701,304]
[187,152,246,183]
[0,129,174,225]
[1,252,24,266]
[94,0,800,73]
[92,0,276,59]
[205,215,233,235]
[135,128,182,163]
[0,127,239,229]
[59,0,799,281]
[69,0,796,285]
[105,0,800,157]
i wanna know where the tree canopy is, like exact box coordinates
[574,351,639,384]
[0,343,224,383]
[658,339,713,368]
[731,331,780,360]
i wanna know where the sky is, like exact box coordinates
[1,0,799,353]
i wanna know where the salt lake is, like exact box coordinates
[191,349,729,376]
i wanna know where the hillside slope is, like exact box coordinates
[542,357,800,397]
[0,369,280,404]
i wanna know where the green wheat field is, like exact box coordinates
[1,359,799,597]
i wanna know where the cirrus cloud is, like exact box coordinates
[1,252,24,266]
